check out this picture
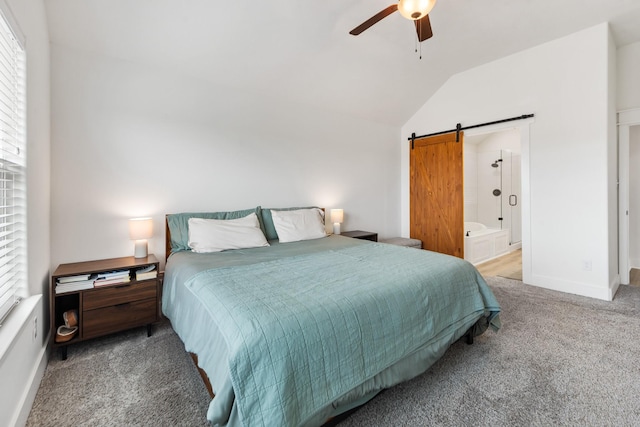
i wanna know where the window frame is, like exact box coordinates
[0,2,26,326]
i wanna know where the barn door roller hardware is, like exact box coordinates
[408,114,535,149]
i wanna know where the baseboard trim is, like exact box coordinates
[13,339,48,427]
[528,274,615,301]
[0,295,47,427]
[609,274,621,300]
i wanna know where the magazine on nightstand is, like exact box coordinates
[135,264,157,281]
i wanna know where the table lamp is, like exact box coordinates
[331,209,344,235]
[129,217,153,258]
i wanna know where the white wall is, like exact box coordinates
[49,45,401,269]
[607,29,618,292]
[19,1,51,301]
[0,0,50,425]
[618,41,640,111]
[463,143,477,222]
[401,23,617,300]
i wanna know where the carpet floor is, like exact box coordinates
[27,277,640,426]
[26,321,211,426]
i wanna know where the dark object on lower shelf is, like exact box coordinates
[55,325,78,343]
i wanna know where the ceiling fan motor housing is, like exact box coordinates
[348,0,436,42]
[398,0,437,20]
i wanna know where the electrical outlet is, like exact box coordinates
[582,260,592,271]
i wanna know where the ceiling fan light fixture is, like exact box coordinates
[397,0,437,21]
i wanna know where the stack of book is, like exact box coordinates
[135,265,157,281]
[56,274,95,294]
[94,269,131,287]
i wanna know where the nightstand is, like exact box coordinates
[341,230,378,242]
[50,255,161,360]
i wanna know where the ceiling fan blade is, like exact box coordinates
[349,4,398,36]
[414,14,433,42]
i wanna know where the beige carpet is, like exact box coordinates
[27,277,640,426]
[340,277,640,426]
[27,321,210,426]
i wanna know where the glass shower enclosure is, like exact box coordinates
[476,149,522,246]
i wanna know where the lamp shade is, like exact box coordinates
[129,217,153,240]
[330,209,344,224]
[397,0,437,20]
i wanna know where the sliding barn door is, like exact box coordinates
[410,131,464,258]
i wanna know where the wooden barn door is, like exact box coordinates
[410,132,464,258]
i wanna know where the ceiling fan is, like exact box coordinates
[349,0,437,42]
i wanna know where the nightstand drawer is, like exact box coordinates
[83,281,157,310]
[83,298,157,339]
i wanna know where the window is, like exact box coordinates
[0,6,25,325]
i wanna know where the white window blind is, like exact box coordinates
[0,7,25,326]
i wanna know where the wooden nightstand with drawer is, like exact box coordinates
[50,255,160,360]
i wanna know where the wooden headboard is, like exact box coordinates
[165,216,172,262]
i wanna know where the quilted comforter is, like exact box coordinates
[163,236,500,426]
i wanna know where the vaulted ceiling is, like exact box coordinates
[45,0,640,126]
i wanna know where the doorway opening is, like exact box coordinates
[627,124,640,284]
[464,128,523,277]
[619,108,640,285]
[403,115,533,282]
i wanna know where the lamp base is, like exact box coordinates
[333,223,341,235]
[134,240,148,258]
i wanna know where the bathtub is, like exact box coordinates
[464,222,509,265]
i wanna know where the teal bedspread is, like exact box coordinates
[165,237,500,426]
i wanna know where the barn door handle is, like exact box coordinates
[509,195,518,206]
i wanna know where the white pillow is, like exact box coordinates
[271,208,327,243]
[187,213,269,253]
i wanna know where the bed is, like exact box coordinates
[162,207,501,426]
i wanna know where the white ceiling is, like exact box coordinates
[45,0,640,127]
